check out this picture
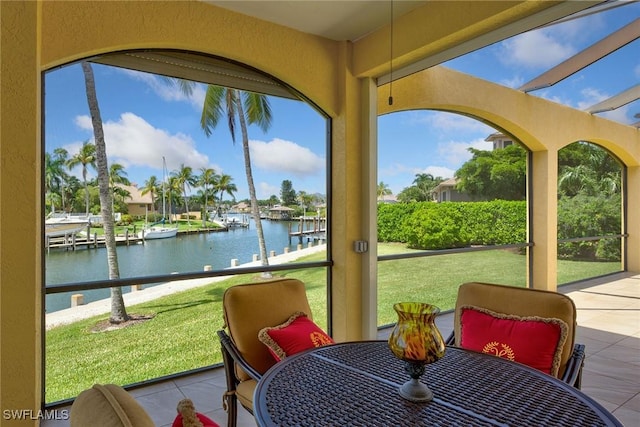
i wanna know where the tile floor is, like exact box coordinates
[43,273,639,427]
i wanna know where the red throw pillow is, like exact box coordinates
[459,306,568,376]
[258,312,334,361]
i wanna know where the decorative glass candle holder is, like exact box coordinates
[388,302,446,402]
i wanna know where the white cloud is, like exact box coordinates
[250,138,324,177]
[119,69,206,109]
[499,30,576,69]
[419,166,456,180]
[576,87,609,110]
[258,182,280,199]
[500,75,524,89]
[74,112,211,172]
[414,111,494,135]
[438,137,492,165]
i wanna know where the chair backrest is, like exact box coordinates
[453,282,577,378]
[222,277,312,379]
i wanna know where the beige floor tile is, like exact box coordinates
[584,354,640,384]
[177,379,227,413]
[610,406,640,427]
[135,387,187,426]
[617,334,640,350]
[582,371,639,407]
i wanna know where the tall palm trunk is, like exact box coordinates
[82,170,90,216]
[81,62,129,323]
[235,95,270,271]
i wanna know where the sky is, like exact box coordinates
[44,2,639,200]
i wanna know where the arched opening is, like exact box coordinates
[43,50,331,405]
[557,141,625,284]
[376,110,530,327]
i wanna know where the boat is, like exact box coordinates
[209,214,250,229]
[138,156,178,240]
[45,214,89,238]
[139,226,178,240]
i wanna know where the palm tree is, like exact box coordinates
[81,61,128,324]
[140,175,159,218]
[172,164,197,226]
[297,190,314,218]
[215,173,237,216]
[166,175,182,224]
[200,87,272,269]
[198,167,218,226]
[377,181,392,201]
[67,140,96,216]
[109,163,131,214]
[44,150,69,214]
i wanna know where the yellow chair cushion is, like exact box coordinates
[223,278,313,381]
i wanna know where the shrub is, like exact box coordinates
[405,204,469,249]
[378,200,526,250]
[558,193,621,261]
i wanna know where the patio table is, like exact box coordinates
[254,341,622,427]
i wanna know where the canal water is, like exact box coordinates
[45,218,320,313]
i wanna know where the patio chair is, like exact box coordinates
[217,277,313,427]
[446,281,585,389]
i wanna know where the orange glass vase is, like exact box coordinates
[388,302,446,402]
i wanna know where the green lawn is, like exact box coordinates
[45,245,620,403]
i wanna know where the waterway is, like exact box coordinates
[45,218,323,313]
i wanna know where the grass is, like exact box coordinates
[45,245,620,403]
[88,218,223,236]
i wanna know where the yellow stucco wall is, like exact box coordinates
[1,0,43,422]
[40,0,341,117]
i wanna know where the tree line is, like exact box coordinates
[45,142,238,222]
[45,146,325,221]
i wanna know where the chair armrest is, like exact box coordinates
[217,329,262,381]
[561,343,585,389]
[445,330,455,345]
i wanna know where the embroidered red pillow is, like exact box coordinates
[459,306,568,376]
[258,312,334,361]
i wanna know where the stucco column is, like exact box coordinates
[360,78,378,339]
[0,0,43,424]
[330,42,366,341]
[529,149,558,291]
[625,165,640,272]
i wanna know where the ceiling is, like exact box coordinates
[207,1,428,42]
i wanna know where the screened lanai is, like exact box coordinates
[1,1,639,425]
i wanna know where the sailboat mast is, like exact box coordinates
[162,156,167,222]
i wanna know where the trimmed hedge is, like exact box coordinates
[378,201,526,250]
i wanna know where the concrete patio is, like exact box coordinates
[43,273,639,427]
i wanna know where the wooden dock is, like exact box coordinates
[46,232,142,251]
[45,227,226,251]
[288,217,326,243]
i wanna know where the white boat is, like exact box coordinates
[210,215,249,229]
[138,226,178,240]
[45,215,89,238]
